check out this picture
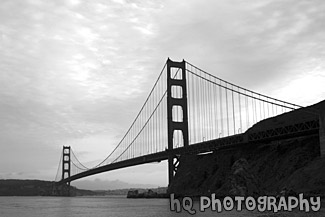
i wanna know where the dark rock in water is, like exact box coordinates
[127,189,139,198]
[127,189,168,198]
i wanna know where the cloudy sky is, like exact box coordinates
[0,0,324,188]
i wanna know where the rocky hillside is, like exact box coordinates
[169,101,325,197]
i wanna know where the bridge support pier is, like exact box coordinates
[319,102,325,157]
[166,59,189,188]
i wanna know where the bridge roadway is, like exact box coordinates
[58,118,319,184]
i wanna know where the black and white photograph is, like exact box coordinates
[0,0,324,216]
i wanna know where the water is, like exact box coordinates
[0,196,323,217]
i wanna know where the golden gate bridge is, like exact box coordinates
[54,59,322,191]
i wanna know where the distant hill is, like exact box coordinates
[0,179,100,196]
[73,179,158,191]
[0,179,54,196]
[98,187,168,196]
[0,179,167,196]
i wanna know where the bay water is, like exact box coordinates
[0,196,323,217]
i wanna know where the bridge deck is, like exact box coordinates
[58,118,319,184]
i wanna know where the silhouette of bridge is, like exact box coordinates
[54,59,322,188]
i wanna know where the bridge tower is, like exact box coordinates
[62,146,71,186]
[319,102,325,157]
[166,59,189,186]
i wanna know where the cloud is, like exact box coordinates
[152,0,325,93]
[0,0,164,180]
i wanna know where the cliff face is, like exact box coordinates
[169,135,323,197]
[169,100,325,197]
